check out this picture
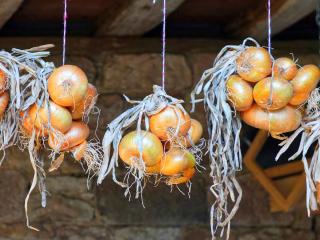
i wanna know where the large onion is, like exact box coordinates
[253,77,293,110]
[160,147,196,176]
[118,130,163,168]
[226,75,253,111]
[48,65,88,107]
[290,65,320,106]
[29,101,72,133]
[0,91,9,118]
[273,57,298,80]
[241,104,301,134]
[149,105,191,141]
[48,121,89,151]
[236,47,272,82]
[69,83,97,120]
[167,168,195,185]
[0,70,7,93]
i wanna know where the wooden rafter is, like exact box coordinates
[0,0,23,29]
[226,0,316,40]
[96,0,185,36]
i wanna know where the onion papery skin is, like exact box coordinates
[226,75,253,111]
[241,104,301,134]
[185,119,203,147]
[118,130,163,168]
[149,105,191,141]
[273,57,298,80]
[48,121,89,151]
[0,91,9,118]
[160,147,196,176]
[0,71,7,94]
[20,110,48,137]
[70,140,87,161]
[290,65,320,104]
[236,47,272,82]
[253,77,293,110]
[48,65,88,107]
[69,83,97,120]
[30,101,72,133]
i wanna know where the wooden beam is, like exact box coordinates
[226,0,316,41]
[0,0,23,29]
[96,0,185,36]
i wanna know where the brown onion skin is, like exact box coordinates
[48,121,89,151]
[290,65,320,105]
[241,104,301,134]
[0,91,9,118]
[160,147,196,176]
[30,101,72,133]
[185,119,203,147]
[48,65,88,107]
[273,57,298,80]
[289,92,310,106]
[0,71,7,94]
[253,77,293,110]
[70,140,87,161]
[69,83,97,120]
[226,75,253,111]
[149,105,191,141]
[119,130,163,168]
[236,47,272,82]
[20,110,48,137]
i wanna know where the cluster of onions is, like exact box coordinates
[20,65,101,172]
[228,47,320,138]
[118,105,203,186]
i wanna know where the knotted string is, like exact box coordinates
[153,0,167,89]
[62,0,68,65]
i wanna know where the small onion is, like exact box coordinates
[0,91,9,118]
[0,70,7,93]
[70,140,87,161]
[29,101,72,133]
[48,121,89,151]
[160,147,196,176]
[273,57,298,80]
[20,110,48,137]
[236,47,272,82]
[118,130,163,168]
[253,77,293,110]
[69,83,97,120]
[185,119,203,147]
[48,65,88,107]
[290,64,320,106]
[149,105,191,141]
[241,104,301,134]
[226,75,253,111]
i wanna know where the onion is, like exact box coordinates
[69,83,97,120]
[167,168,195,185]
[253,77,293,110]
[226,75,253,111]
[48,65,88,107]
[185,119,203,147]
[160,147,196,176]
[20,110,48,137]
[290,65,320,105]
[118,130,163,168]
[0,91,9,118]
[70,140,87,161]
[236,47,272,82]
[29,101,72,133]
[273,57,298,80]
[0,70,7,93]
[48,121,89,151]
[241,104,301,134]
[149,105,191,141]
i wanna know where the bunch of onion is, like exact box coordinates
[99,85,204,200]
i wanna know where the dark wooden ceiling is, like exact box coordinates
[0,0,318,40]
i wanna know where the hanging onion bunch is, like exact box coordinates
[98,85,205,201]
[191,37,319,238]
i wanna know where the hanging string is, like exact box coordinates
[62,0,68,65]
[267,0,272,54]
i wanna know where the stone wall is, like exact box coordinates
[0,38,319,240]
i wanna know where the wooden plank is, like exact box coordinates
[265,161,304,178]
[0,0,23,29]
[96,0,185,36]
[226,0,316,41]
